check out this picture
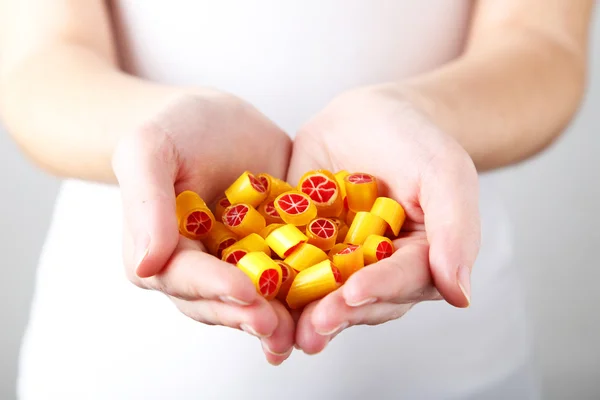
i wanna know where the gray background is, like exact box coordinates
[1,10,599,400]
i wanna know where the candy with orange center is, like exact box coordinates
[306,217,338,251]
[344,211,387,245]
[225,171,268,208]
[223,233,271,257]
[275,261,297,302]
[283,243,328,272]
[363,234,395,265]
[274,191,318,226]
[369,197,405,236]
[175,190,215,240]
[236,252,282,301]
[265,224,308,259]
[344,172,378,212]
[214,197,231,222]
[332,244,364,282]
[286,259,342,309]
[222,203,266,237]
[202,222,238,258]
[297,170,343,217]
[258,198,284,225]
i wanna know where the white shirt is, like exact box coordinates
[18,1,536,399]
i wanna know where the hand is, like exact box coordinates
[287,84,481,354]
[112,90,295,364]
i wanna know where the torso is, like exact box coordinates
[18,2,536,399]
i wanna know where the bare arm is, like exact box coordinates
[0,0,185,182]
[399,0,595,171]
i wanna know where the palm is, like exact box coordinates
[287,86,480,353]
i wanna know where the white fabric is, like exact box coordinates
[18,1,538,399]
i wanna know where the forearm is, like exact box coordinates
[0,43,182,182]
[399,25,590,171]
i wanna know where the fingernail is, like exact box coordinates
[240,324,272,339]
[346,297,377,307]
[220,295,253,306]
[316,321,349,336]
[262,341,293,357]
[457,265,471,306]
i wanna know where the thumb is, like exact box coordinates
[112,126,180,278]
[420,153,481,308]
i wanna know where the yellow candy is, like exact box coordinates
[363,234,395,265]
[224,233,271,257]
[258,198,284,225]
[334,170,350,201]
[297,170,343,218]
[222,203,266,237]
[237,252,282,301]
[332,244,364,282]
[274,191,318,226]
[259,223,285,239]
[344,211,386,245]
[265,224,308,259]
[275,261,297,302]
[202,222,237,258]
[225,171,268,208]
[344,173,378,212]
[370,197,405,236]
[214,197,231,222]
[305,217,338,251]
[283,243,328,272]
[286,259,342,309]
[175,190,215,240]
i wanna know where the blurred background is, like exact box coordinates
[1,9,599,400]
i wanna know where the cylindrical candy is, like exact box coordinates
[363,234,395,265]
[283,243,328,272]
[176,190,215,240]
[261,174,293,199]
[334,170,350,200]
[306,217,338,251]
[214,197,231,222]
[274,191,318,226]
[332,244,364,282]
[258,199,284,225]
[237,252,282,300]
[202,221,238,258]
[328,243,349,258]
[345,209,357,226]
[265,224,308,258]
[259,223,285,239]
[344,173,378,212]
[297,170,343,217]
[344,211,386,245]
[329,217,349,244]
[224,171,268,208]
[370,197,405,236]
[275,260,297,302]
[222,203,266,237]
[221,246,249,264]
[286,259,342,309]
[224,233,271,257]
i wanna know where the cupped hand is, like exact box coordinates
[287,84,481,354]
[112,90,295,364]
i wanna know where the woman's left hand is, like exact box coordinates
[287,84,481,354]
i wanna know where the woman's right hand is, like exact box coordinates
[112,90,295,365]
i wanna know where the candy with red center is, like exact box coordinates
[369,197,405,237]
[275,261,297,302]
[344,211,387,245]
[222,233,271,258]
[306,217,338,251]
[221,247,249,264]
[224,171,268,208]
[175,190,215,240]
[344,173,378,212]
[265,224,308,259]
[332,244,365,281]
[329,217,349,244]
[286,259,342,309]
[214,197,231,222]
[283,243,329,272]
[258,199,284,225]
[297,170,343,217]
[236,252,282,300]
[273,191,317,226]
[363,234,395,265]
[222,203,266,237]
[202,222,238,258]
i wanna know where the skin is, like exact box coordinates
[0,0,595,364]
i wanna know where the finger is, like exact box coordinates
[132,237,259,306]
[341,239,440,306]
[295,301,328,355]
[287,128,332,185]
[261,301,295,366]
[172,296,279,338]
[420,149,481,308]
[113,126,180,278]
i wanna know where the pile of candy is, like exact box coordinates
[175,170,405,309]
